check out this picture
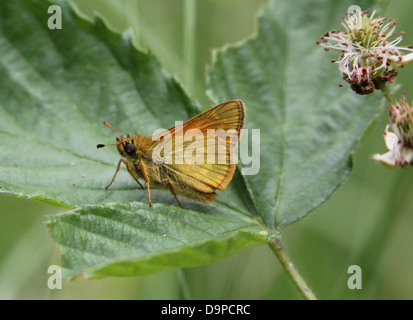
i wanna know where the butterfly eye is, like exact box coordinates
[125,143,136,154]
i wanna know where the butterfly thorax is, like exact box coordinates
[115,134,166,186]
[115,134,153,158]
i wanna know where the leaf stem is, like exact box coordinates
[268,238,317,300]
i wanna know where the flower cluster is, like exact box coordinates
[318,6,413,168]
[317,8,413,94]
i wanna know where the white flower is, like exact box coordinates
[371,125,413,166]
[371,92,413,167]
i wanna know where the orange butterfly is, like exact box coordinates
[97,100,245,208]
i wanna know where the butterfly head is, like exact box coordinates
[97,121,137,157]
[115,135,136,157]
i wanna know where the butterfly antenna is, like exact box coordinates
[103,121,126,137]
[97,143,116,149]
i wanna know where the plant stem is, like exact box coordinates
[268,238,317,300]
[376,80,395,105]
[177,268,192,300]
[183,0,196,95]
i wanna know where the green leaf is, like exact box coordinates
[0,0,272,278]
[47,202,276,279]
[207,0,382,227]
[0,0,383,278]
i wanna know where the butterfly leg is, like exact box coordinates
[105,158,123,189]
[170,185,184,209]
[161,179,184,209]
[138,159,152,207]
[123,160,145,190]
[106,159,144,190]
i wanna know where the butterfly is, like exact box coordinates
[97,100,245,208]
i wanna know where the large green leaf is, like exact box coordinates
[0,0,271,278]
[207,0,382,227]
[0,0,382,278]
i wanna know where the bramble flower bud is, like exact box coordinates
[318,7,413,94]
[371,92,413,167]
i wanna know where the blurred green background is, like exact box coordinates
[1,0,413,299]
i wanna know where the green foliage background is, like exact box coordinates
[1,0,413,299]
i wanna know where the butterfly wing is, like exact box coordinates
[151,100,245,195]
[156,99,245,138]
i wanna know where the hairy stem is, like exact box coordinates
[268,238,317,300]
[376,80,395,105]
